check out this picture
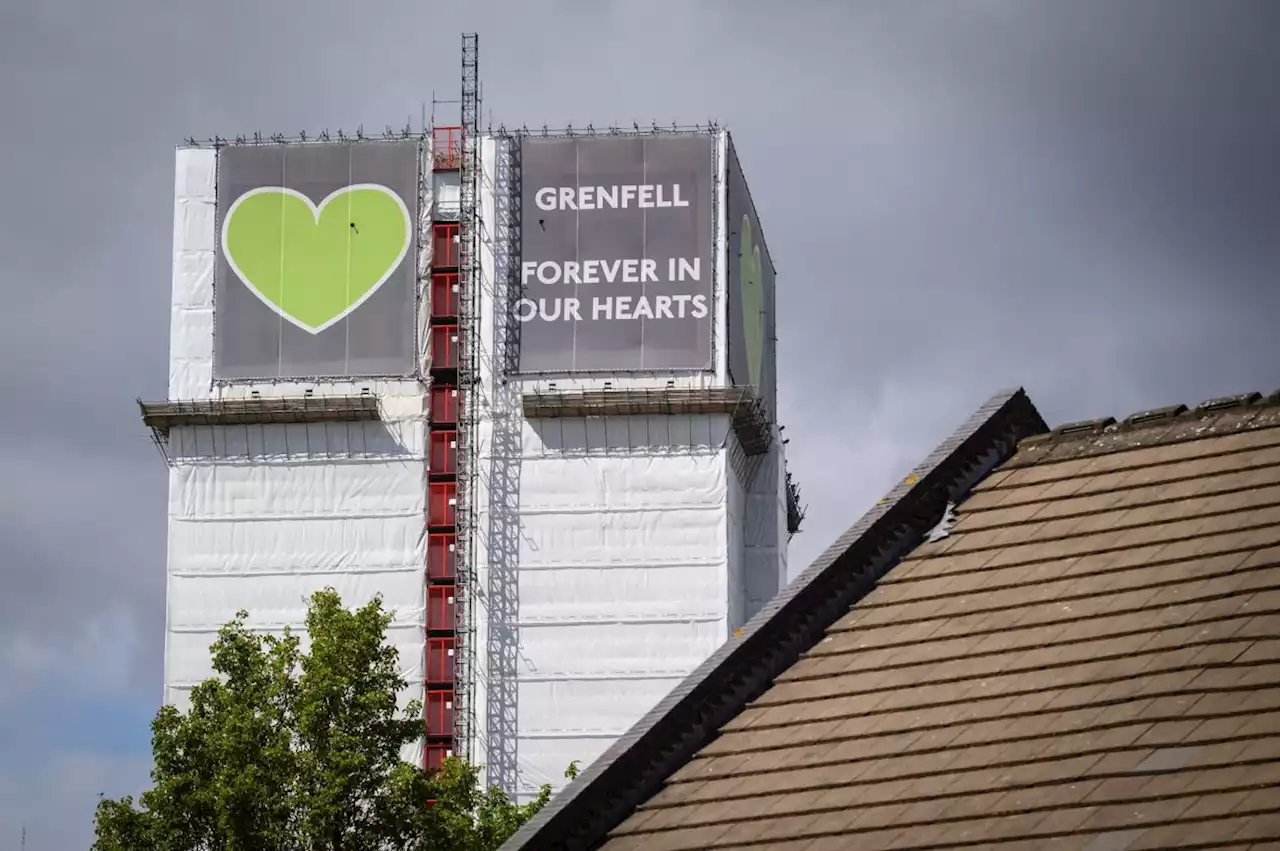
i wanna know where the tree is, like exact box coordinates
[94,589,568,851]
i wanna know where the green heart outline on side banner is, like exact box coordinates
[221,184,412,335]
[739,213,765,388]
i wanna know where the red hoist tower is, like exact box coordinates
[424,33,481,773]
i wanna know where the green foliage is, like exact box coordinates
[94,589,566,851]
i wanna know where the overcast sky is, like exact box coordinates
[2,0,1279,845]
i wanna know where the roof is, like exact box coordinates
[500,386,1280,851]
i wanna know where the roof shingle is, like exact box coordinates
[501,389,1280,851]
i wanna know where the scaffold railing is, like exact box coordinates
[521,385,774,455]
[138,394,381,437]
[452,30,482,764]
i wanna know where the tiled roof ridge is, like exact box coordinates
[587,389,1280,851]
[1013,389,1280,461]
[498,389,1049,851]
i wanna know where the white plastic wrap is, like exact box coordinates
[714,129,730,384]
[516,620,726,682]
[432,171,461,220]
[170,149,217,399]
[417,142,435,376]
[743,439,786,618]
[164,146,431,765]
[517,678,688,738]
[162,447,426,664]
[163,436,426,763]
[726,448,749,632]
[468,135,788,801]
[497,422,734,798]
[775,439,792,585]
[517,568,726,624]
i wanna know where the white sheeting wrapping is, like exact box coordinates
[165,420,423,464]
[517,621,727,681]
[517,568,726,624]
[433,170,461,220]
[502,449,732,795]
[471,135,790,801]
[163,436,427,764]
[495,421,736,798]
[517,678,688,737]
[171,149,217,399]
[726,448,749,631]
[742,440,786,618]
[776,440,792,583]
[166,149,430,764]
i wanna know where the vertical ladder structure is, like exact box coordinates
[454,31,482,769]
[422,32,481,774]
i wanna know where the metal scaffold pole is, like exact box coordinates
[453,31,481,763]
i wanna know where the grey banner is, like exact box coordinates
[725,138,777,418]
[213,142,420,381]
[516,134,715,373]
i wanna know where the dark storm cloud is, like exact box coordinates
[2,0,1278,845]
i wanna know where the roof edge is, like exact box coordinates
[1009,388,1280,463]
[499,388,1049,851]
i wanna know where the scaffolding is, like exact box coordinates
[454,30,482,772]
[422,33,482,776]
[138,394,383,463]
[521,386,774,455]
[521,385,805,537]
[139,394,380,435]
[785,470,806,537]
[484,130,522,796]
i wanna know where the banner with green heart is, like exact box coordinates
[220,184,412,334]
[725,140,776,419]
[738,212,766,389]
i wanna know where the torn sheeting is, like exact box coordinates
[928,501,958,542]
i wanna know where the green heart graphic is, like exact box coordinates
[221,184,412,334]
[738,213,765,388]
